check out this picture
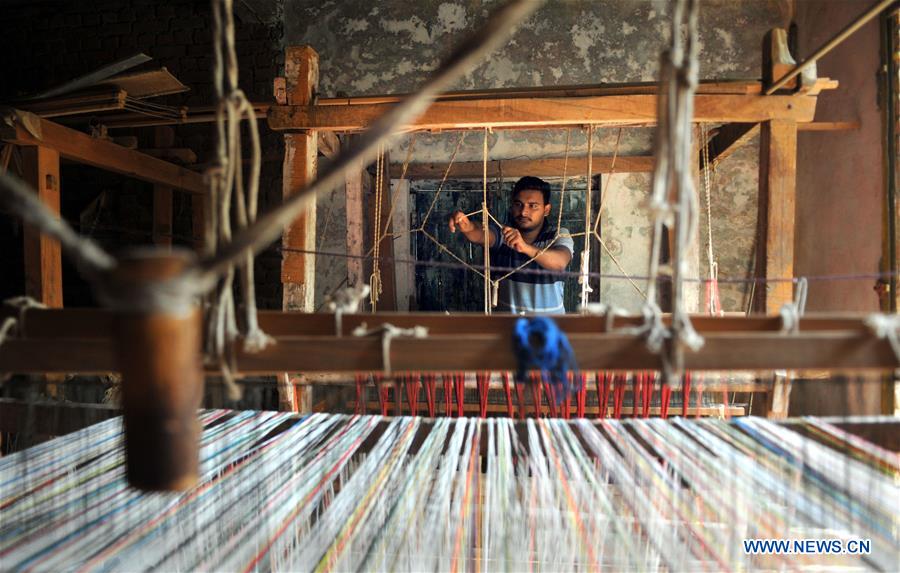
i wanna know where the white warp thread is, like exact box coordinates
[865,313,900,365]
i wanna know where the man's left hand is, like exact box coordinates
[502,226,533,255]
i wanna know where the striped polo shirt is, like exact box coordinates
[488,220,575,314]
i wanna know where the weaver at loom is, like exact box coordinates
[1,0,899,571]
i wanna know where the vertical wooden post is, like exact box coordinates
[392,179,414,310]
[756,119,798,418]
[280,45,318,412]
[22,146,62,308]
[345,152,366,292]
[152,127,174,249]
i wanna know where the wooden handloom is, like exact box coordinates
[1,14,895,497]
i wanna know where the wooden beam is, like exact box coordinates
[2,308,875,339]
[756,120,798,314]
[280,45,319,413]
[152,127,174,249]
[345,147,366,291]
[281,46,319,315]
[0,398,120,436]
[1,331,898,374]
[755,119,798,418]
[390,154,654,179]
[267,94,818,133]
[797,121,861,132]
[22,146,63,307]
[702,123,760,169]
[1,115,205,193]
[316,80,769,107]
[392,179,413,310]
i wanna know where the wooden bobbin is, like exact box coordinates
[107,249,203,492]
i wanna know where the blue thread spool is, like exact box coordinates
[512,316,579,402]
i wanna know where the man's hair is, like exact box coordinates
[512,176,551,205]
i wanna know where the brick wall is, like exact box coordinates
[0,0,285,309]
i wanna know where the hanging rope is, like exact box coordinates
[579,126,594,311]
[643,0,704,385]
[700,122,722,315]
[370,144,386,310]
[482,128,492,314]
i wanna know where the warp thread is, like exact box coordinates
[512,316,579,399]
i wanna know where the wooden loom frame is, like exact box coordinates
[2,29,889,426]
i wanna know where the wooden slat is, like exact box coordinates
[267,95,818,133]
[281,46,318,316]
[1,331,898,374]
[0,398,120,436]
[2,308,876,339]
[756,120,798,314]
[315,80,768,107]
[703,123,760,169]
[390,154,654,179]
[345,150,366,291]
[22,146,63,307]
[1,115,205,193]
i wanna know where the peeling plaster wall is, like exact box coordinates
[282,0,787,311]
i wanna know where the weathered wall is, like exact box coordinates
[795,1,884,313]
[284,0,788,312]
[791,0,887,416]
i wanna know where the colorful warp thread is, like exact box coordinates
[1,412,897,571]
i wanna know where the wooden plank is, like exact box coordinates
[1,115,205,193]
[281,45,319,414]
[392,179,413,310]
[345,152,366,291]
[281,46,318,314]
[315,80,768,107]
[152,127,174,249]
[267,94,818,133]
[755,119,798,418]
[22,146,63,307]
[3,308,877,339]
[755,120,798,314]
[2,331,898,374]
[390,154,654,179]
[702,123,760,169]
[0,398,120,436]
[797,121,861,132]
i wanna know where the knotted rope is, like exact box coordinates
[352,322,429,377]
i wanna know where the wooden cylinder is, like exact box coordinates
[108,249,203,492]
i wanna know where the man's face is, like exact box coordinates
[510,189,550,232]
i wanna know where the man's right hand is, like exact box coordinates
[448,210,474,234]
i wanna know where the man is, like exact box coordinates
[448,176,574,314]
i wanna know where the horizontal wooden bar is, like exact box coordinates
[1,330,896,374]
[0,398,120,435]
[268,94,818,132]
[1,308,874,338]
[1,114,205,193]
[317,80,767,107]
[796,121,861,131]
[390,154,654,179]
[1,308,874,339]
